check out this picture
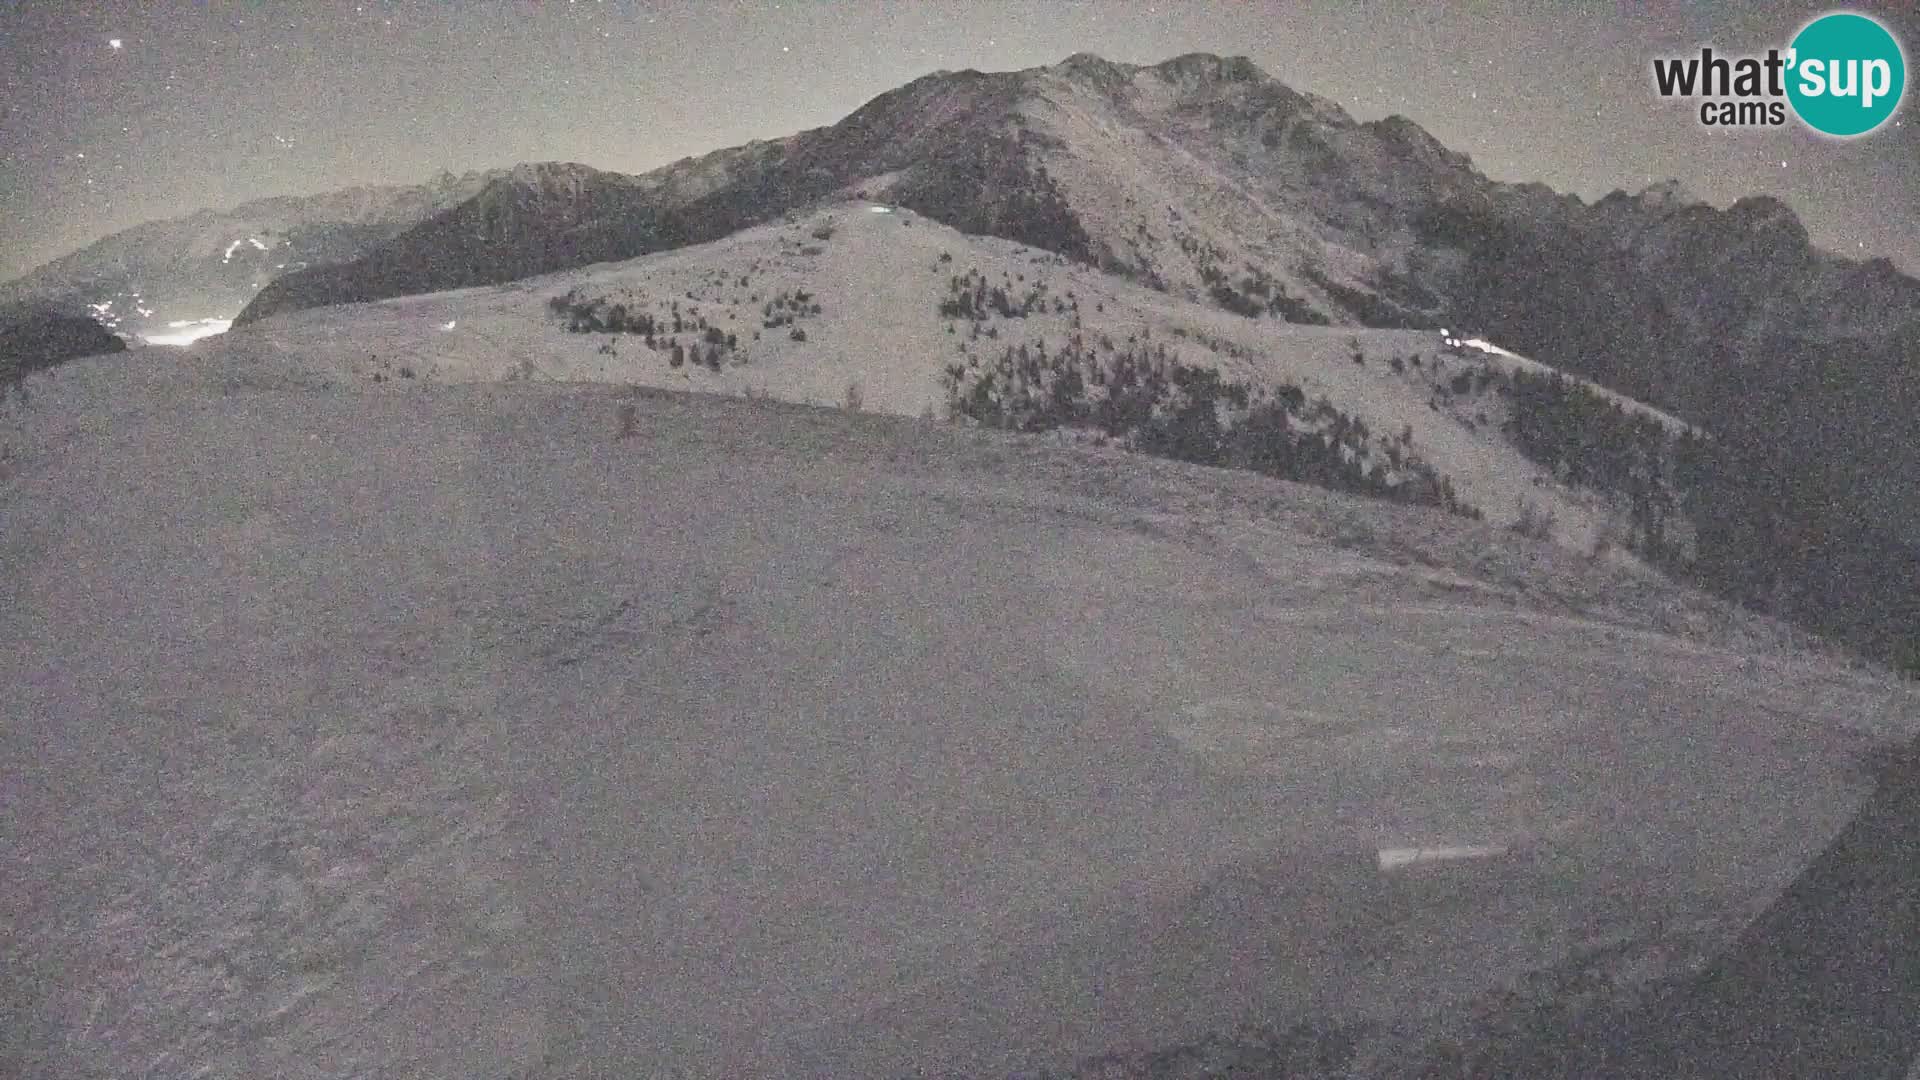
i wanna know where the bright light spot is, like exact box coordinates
[248,236,267,251]
[442,320,457,330]
[143,318,232,347]
[109,38,123,50]
[868,205,892,213]
[1459,337,1520,358]
[1378,845,1509,871]
[222,239,243,263]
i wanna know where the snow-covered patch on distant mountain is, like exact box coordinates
[220,237,273,264]
[0,169,504,341]
[142,318,233,347]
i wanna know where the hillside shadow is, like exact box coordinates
[1433,738,1920,1080]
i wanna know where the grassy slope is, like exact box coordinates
[3,348,1916,1077]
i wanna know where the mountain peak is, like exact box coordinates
[1725,194,1809,246]
[1637,178,1700,210]
[1053,51,1129,74]
[1366,114,1473,169]
[1152,52,1270,86]
[503,161,605,186]
[1045,51,1275,93]
[1048,52,1138,92]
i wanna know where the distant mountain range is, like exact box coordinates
[219,53,1919,524]
[9,51,1920,670]
[0,169,503,342]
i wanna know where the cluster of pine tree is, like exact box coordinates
[893,135,1099,267]
[547,291,736,372]
[761,288,821,329]
[937,268,1060,321]
[1671,417,1920,677]
[1196,261,1330,324]
[941,335,1478,518]
[1487,363,1920,676]
[1501,368,1683,559]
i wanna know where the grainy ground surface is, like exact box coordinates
[3,357,1916,1078]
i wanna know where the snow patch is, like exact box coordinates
[1442,332,1520,359]
[144,318,233,346]
[1377,845,1510,871]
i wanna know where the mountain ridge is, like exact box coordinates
[234,50,1911,346]
[232,50,1920,674]
[0,169,507,340]
[14,50,1920,670]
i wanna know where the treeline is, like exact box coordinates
[1489,363,1920,675]
[1201,262,1330,325]
[549,292,730,342]
[1171,228,1329,324]
[937,267,1075,321]
[1501,368,1685,560]
[941,336,1480,518]
[546,290,738,371]
[1677,419,1920,676]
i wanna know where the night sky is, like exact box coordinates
[3,0,1916,281]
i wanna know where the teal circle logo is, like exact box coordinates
[1786,12,1906,137]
